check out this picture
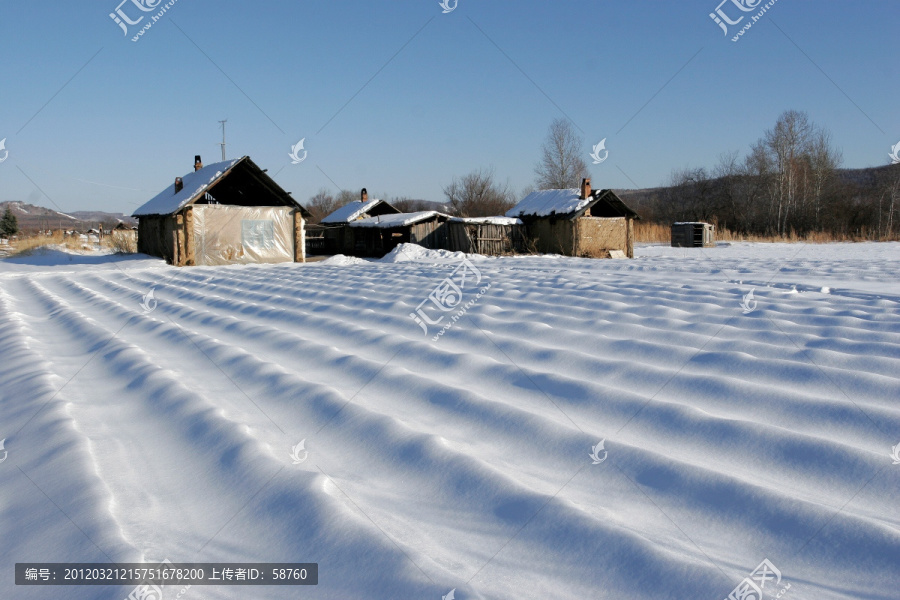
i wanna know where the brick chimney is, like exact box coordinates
[175,177,184,193]
[361,188,368,202]
[580,178,591,200]
[194,155,203,172]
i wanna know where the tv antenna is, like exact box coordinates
[218,119,227,161]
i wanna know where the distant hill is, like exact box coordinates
[67,210,137,226]
[834,163,899,186]
[615,188,662,216]
[0,201,137,233]
[611,163,898,220]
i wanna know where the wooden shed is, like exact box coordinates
[319,189,401,255]
[671,222,716,248]
[506,179,639,258]
[447,217,526,255]
[133,155,311,266]
[348,211,450,257]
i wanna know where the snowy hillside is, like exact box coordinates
[0,242,898,600]
[0,201,137,232]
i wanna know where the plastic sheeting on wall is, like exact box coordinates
[192,205,295,266]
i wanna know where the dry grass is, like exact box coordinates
[109,231,137,253]
[5,232,74,256]
[5,231,138,258]
[634,222,889,244]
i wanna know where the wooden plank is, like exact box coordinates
[626,218,634,258]
[185,207,195,265]
[175,213,185,266]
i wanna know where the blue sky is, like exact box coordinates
[0,0,896,214]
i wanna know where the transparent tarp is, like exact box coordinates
[192,205,295,266]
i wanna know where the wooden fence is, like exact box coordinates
[448,222,527,255]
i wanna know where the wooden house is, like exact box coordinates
[133,155,311,266]
[111,221,137,242]
[506,179,639,258]
[320,189,401,254]
[348,211,450,257]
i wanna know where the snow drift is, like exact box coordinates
[0,242,898,599]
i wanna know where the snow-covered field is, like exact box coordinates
[1,242,898,600]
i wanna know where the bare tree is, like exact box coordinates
[889,174,899,238]
[878,167,900,239]
[443,169,517,217]
[534,118,588,190]
[744,110,842,235]
[655,167,714,223]
[642,109,886,239]
[761,110,814,234]
[335,189,357,206]
[712,151,744,230]
[306,189,340,223]
[808,129,842,229]
[390,197,415,212]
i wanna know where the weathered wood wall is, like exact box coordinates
[137,215,177,263]
[323,226,354,255]
[448,223,527,255]
[524,219,577,255]
[410,221,450,250]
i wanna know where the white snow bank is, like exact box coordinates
[379,243,486,264]
[317,254,369,266]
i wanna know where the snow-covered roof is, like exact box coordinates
[133,158,242,217]
[505,189,592,218]
[449,216,523,225]
[349,211,447,229]
[321,199,383,224]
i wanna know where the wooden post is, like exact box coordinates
[175,213,185,266]
[626,218,634,259]
[294,210,306,263]
[184,207,194,266]
[572,219,580,257]
[168,217,177,265]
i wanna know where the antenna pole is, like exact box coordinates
[219,119,227,161]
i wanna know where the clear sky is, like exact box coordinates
[0,0,896,214]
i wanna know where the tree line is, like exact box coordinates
[303,112,899,239]
[649,110,898,239]
[303,117,590,223]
